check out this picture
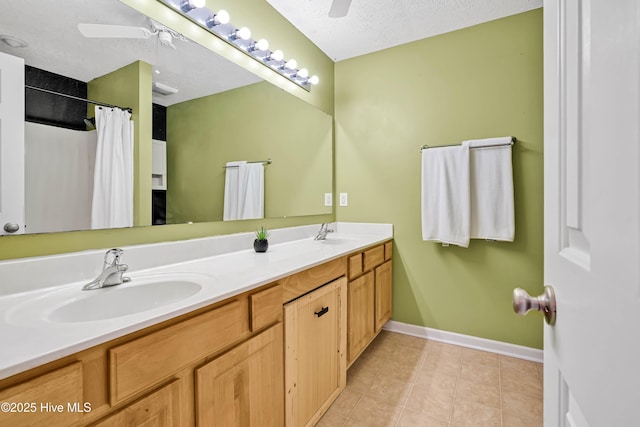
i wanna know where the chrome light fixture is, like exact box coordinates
[157,0,319,91]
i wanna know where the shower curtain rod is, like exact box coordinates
[223,159,272,169]
[25,85,133,113]
[420,137,516,151]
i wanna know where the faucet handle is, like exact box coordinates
[104,248,124,267]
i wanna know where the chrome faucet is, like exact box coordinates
[314,223,334,240]
[82,248,131,291]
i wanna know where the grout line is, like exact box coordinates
[498,357,504,427]
[448,348,463,425]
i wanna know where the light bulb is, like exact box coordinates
[207,10,230,27]
[297,68,309,78]
[285,59,297,70]
[269,50,284,62]
[308,75,319,85]
[233,26,251,41]
[181,0,205,12]
[254,38,269,51]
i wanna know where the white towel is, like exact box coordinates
[237,163,264,220]
[421,145,471,247]
[223,161,264,221]
[223,161,246,221]
[462,137,514,241]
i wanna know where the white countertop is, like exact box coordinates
[0,222,392,380]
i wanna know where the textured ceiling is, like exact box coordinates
[265,0,543,61]
[0,0,260,106]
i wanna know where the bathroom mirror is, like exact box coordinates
[0,0,332,234]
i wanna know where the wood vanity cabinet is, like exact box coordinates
[0,240,392,427]
[0,282,283,427]
[347,241,393,365]
[284,277,347,427]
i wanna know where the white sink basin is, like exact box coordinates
[5,273,210,325]
[49,280,202,323]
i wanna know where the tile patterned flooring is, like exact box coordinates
[317,331,543,427]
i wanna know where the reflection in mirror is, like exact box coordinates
[0,0,332,234]
[167,81,332,223]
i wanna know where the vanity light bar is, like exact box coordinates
[157,0,319,91]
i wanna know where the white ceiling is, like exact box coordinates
[0,0,260,106]
[0,0,543,107]
[265,0,543,61]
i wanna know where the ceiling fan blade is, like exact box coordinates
[77,23,152,39]
[328,0,352,18]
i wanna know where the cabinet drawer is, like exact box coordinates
[250,284,283,332]
[348,253,363,280]
[363,245,385,272]
[384,241,393,261]
[0,363,83,427]
[281,257,346,303]
[109,300,248,404]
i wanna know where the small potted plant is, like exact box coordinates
[254,226,270,253]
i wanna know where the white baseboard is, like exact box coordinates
[383,320,543,363]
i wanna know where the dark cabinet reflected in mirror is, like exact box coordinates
[0,0,332,234]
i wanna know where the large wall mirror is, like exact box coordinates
[0,0,332,235]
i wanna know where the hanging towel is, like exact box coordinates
[223,162,264,220]
[462,137,515,241]
[91,106,134,229]
[237,163,264,220]
[223,161,246,221]
[421,145,471,247]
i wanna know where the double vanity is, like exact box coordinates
[0,222,393,426]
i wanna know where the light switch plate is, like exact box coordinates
[324,193,333,206]
[339,193,348,206]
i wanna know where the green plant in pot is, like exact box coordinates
[254,226,270,253]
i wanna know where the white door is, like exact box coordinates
[543,0,640,425]
[0,51,25,235]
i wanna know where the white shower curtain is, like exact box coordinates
[91,106,134,229]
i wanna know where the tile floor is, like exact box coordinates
[317,331,543,427]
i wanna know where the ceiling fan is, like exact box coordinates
[77,21,187,49]
[328,0,352,18]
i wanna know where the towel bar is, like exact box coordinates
[420,137,516,152]
[223,159,272,168]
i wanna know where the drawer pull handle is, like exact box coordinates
[314,306,329,318]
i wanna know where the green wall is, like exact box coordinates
[88,60,153,227]
[334,10,544,348]
[166,81,332,223]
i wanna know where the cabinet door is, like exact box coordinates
[93,380,182,427]
[195,323,284,427]
[0,363,83,427]
[347,271,375,364]
[284,277,347,427]
[375,260,393,331]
